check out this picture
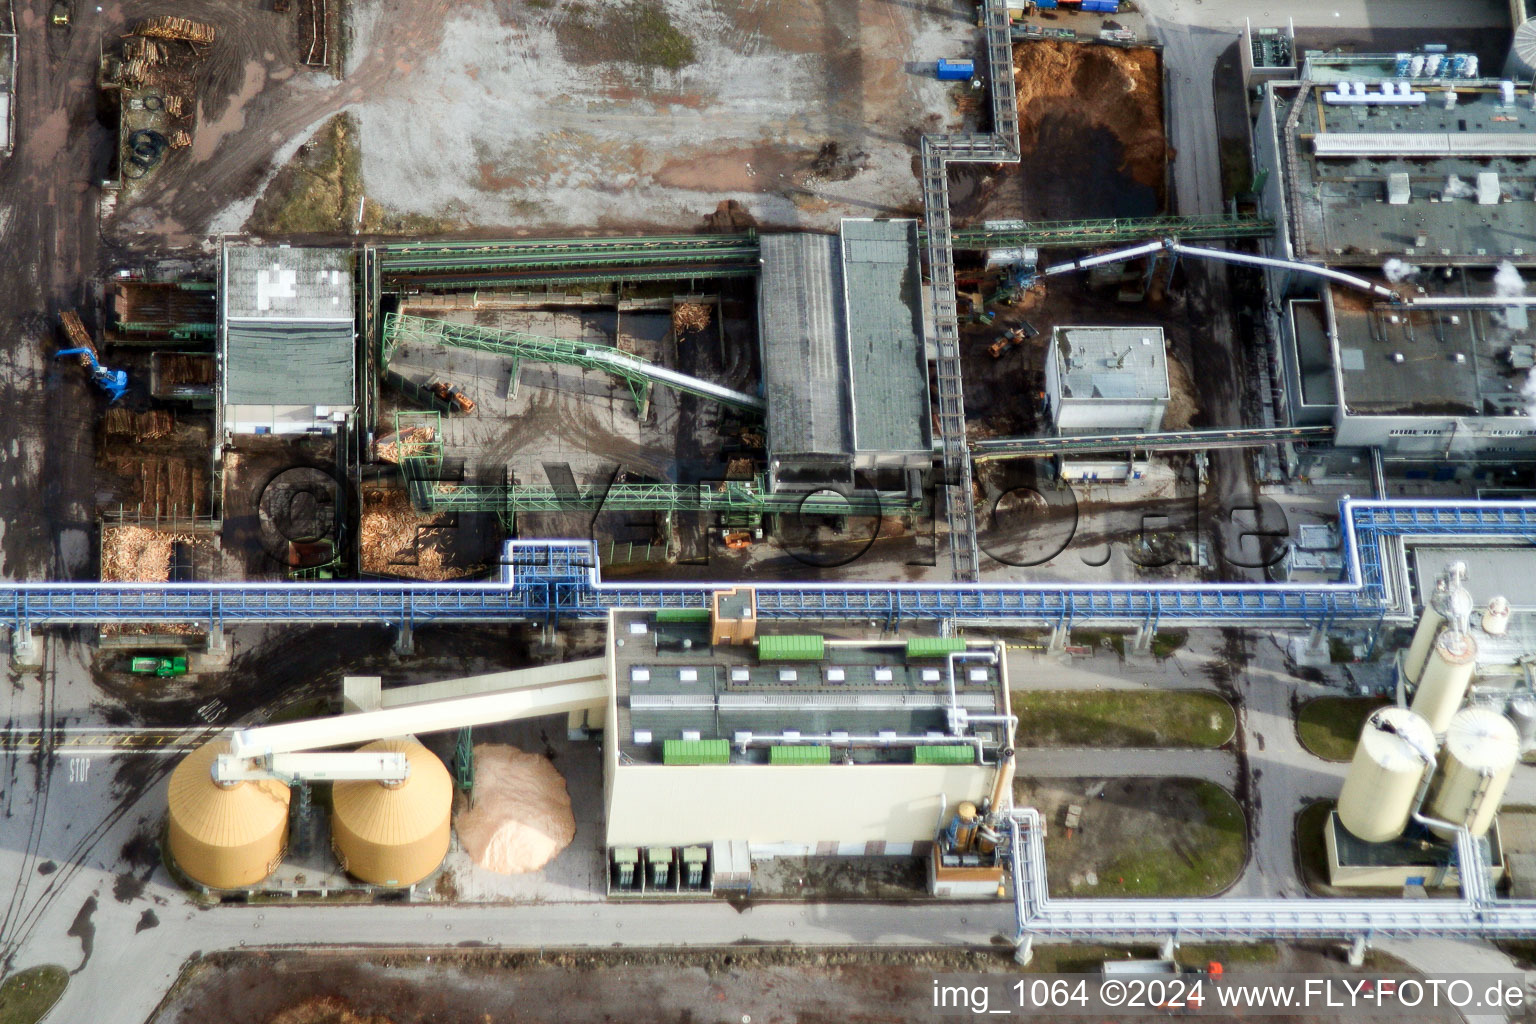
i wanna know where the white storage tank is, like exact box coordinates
[1410,629,1478,733]
[1426,707,1519,840]
[1481,596,1511,637]
[1337,706,1436,843]
[1403,567,1471,684]
[1508,695,1536,752]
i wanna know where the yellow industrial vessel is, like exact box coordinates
[331,738,452,887]
[1337,706,1435,843]
[167,739,290,889]
[1410,629,1478,733]
[1427,707,1518,839]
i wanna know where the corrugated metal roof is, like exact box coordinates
[840,219,931,454]
[223,245,354,321]
[224,321,355,406]
[757,234,851,459]
[1053,327,1169,402]
[1312,132,1536,158]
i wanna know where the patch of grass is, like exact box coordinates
[1021,945,1157,973]
[1218,137,1253,198]
[1176,943,1278,967]
[563,1,696,71]
[1296,697,1388,762]
[1150,630,1186,659]
[1295,799,1335,894]
[1071,629,1125,658]
[1010,690,1235,748]
[247,114,466,237]
[1050,780,1245,897]
[0,965,68,1024]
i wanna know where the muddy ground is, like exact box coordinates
[149,946,1455,1024]
[107,0,975,242]
[951,39,1166,226]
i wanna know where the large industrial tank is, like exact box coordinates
[1410,629,1478,733]
[331,738,452,887]
[1402,569,1471,684]
[1426,707,1519,839]
[1337,706,1435,843]
[1508,695,1536,752]
[167,739,290,889]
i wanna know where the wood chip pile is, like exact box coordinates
[453,745,576,875]
[101,525,191,582]
[374,426,436,464]
[672,302,711,334]
[360,489,480,580]
[134,16,216,44]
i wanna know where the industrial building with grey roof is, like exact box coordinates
[219,244,356,437]
[757,219,931,491]
[1252,51,1536,458]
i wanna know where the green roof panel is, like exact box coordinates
[769,744,833,765]
[655,608,711,623]
[914,744,976,765]
[662,738,731,765]
[757,634,825,661]
[905,637,968,660]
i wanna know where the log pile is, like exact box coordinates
[134,16,216,45]
[103,407,175,442]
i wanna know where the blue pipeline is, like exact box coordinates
[2,499,1532,629]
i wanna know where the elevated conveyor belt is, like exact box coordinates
[970,425,1334,461]
[946,214,1273,250]
[375,234,760,276]
[0,500,1530,630]
[412,477,913,516]
[383,312,763,416]
[230,659,608,758]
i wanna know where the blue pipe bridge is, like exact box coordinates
[1,500,1532,634]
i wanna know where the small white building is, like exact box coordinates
[1044,326,1170,481]
[219,245,356,438]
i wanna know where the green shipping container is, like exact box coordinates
[655,608,710,623]
[663,738,731,765]
[757,634,825,661]
[905,636,968,660]
[769,744,832,765]
[914,744,975,765]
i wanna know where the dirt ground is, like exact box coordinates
[951,39,1166,226]
[106,0,975,241]
[1015,777,1247,898]
[151,947,1467,1024]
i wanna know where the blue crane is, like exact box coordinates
[55,348,129,403]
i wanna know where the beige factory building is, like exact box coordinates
[601,593,1012,893]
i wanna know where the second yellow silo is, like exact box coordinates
[330,738,452,887]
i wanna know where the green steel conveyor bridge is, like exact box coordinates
[944,214,1274,250]
[382,312,763,418]
[411,478,920,519]
[368,217,1271,290]
[374,233,762,290]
